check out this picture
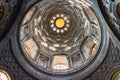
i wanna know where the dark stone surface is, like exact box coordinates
[0,41,36,80]
[0,0,22,41]
[84,40,120,80]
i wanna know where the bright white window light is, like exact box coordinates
[0,70,11,80]
[22,38,38,61]
[51,55,69,72]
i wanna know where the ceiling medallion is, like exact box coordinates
[19,0,101,73]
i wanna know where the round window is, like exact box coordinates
[0,70,11,80]
[112,71,120,80]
